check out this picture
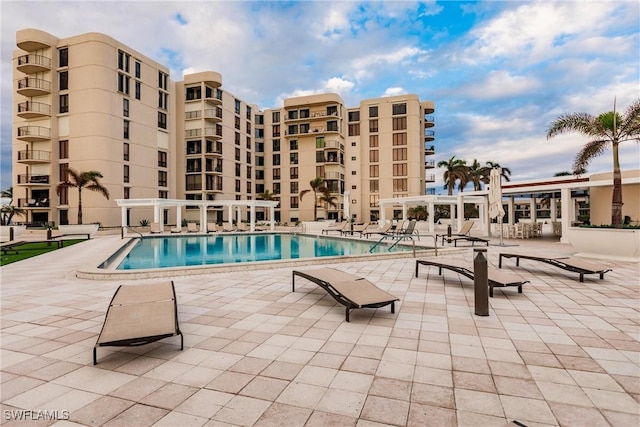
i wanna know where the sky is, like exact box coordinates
[1,0,639,193]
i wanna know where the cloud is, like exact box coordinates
[459,71,541,99]
[383,87,405,97]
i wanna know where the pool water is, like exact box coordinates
[116,233,411,270]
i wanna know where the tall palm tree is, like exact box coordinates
[1,187,25,226]
[408,205,429,221]
[547,99,640,227]
[466,159,487,191]
[318,188,338,219]
[485,161,511,183]
[1,187,13,200]
[437,156,467,195]
[299,177,326,221]
[56,169,110,224]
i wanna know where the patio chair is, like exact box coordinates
[93,281,183,365]
[235,222,249,232]
[187,222,199,233]
[343,222,370,236]
[170,226,182,233]
[362,222,393,238]
[437,220,488,246]
[221,223,235,232]
[207,222,218,233]
[415,258,529,297]
[498,253,612,282]
[150,222,163,234]
[322,222,347,235]
[292,268,399,322]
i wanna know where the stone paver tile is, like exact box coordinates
[528,365,576,385]
[29,361,83,382]
[44,389,101,414]
[253,402,312,426]
[493,376,543,399]
[70,396,133,426]
[500,395,556,425]
[139,383,198,410]
[143,361,193,382]
[601,409,640,427]
[451,356,491,374]
[342,356,379,375]
[536,381,593,407]
[455,410,508,427]
[211,395,272,426]
[308,352,345,369]
[260,360,304,381]
[102,403,168,427]
[453,371,496,393]
[55,367,136,395]
[305,410,357,427]
[229,356,272,375]
[294,365,338,387]
[368,377,411,400]
[558,355,606,372]
[3,356,57,376]
[583,388,639,413]
[174,388,233,418]
[108,377,167,402]
[407,403,456,427]
[240,376,289,401]
[548,402,610,427]
[316,388,366,418]
[152,411,208,427]
[5,382,71,409]
[360,395,409,426]
[205,370,254,393]
[413,366,453,387]
[415,351,452,370]
[329,371,374,393]
[114,356,166,376]
[612,374,640,395]
[454,389,504,418]
[276,382,326,409]
[519,351,563,368]
[410,383,454,409]
[567,370,624,391]
[0,376,45,401]
[174,366,222,388]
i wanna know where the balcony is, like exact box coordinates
[423,101,435,114]
[185,111,201,120]
[424,116,435,128]
[324,171,342,180]
[424,160,435,169]
[17,126,51,142]
[16,54,51,74]
[425,174,436,183]
[425,144,435,155]
[204,93,223,106]
[424,130,435,141]
[18,150,51,164]
[17,174,50,185]
[18,198,50,208]
[425,187,436,195]
[203,109,222,122]
[17,101,51,118]
[323,140,343,150]
[17,78,51,96]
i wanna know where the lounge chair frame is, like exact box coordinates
[292,268,399,322]
[93,281,183,365]
[498,253,612,282]
[415,259,529,297]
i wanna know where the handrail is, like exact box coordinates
[121,226,144,239]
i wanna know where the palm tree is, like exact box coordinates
[437,156,467,195]
[408,205,429,221]
[56,169,110,224]
[318,188,338,219]
[0,187,25,226]
[466,159,487,191]
[485,161,511,183]
[1,187,13,199]
[547,99,640,227]
[299,177,326,221]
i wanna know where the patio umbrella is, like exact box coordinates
[343,191,350,221]
[489,167,506,246]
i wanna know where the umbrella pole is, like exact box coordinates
[499,216,504,246]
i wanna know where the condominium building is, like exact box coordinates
[12,29,435,227]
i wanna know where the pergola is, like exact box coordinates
[114,199,279,233]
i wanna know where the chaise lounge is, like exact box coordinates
[292,268,399,322]
[415,258,529,297]
[498,253,612,282]
[93,281,183,365]
[437,220,489,247]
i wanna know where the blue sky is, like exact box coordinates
[2,0,639,192]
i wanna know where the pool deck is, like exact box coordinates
[1,232,638,426]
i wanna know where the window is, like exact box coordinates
[327,105,338,116]
[316,151,325,163]
[158,171,168,187]
[235,163,241,177]
[369,150,379,163]
[124,187,130,199]
[135,61,141,78]
[348,111,360,122]
[158,151,167,167]
[369,119,378,132]
[123,165,129,183]
[289,140,298,150]
[392,103,407,115]
[369,105,378,117]
[369,195,379,208]
[393,133,407,145]
[246,105,252,120]
[256,156,264,166]
[159,190,168,199]
[327,121,338,132]
[315,137,325,148]
[348,123,360,136]
[290,182,298,193]
[186,140,201,154]
[273,139,280,151]
[234,99,241,114]
[370,180,379,192]
[272,154,281,165]
[288,110,298,120]
[234,116,240,130]
[123,143,129,161]
[247,166,252,179]
[392,117,407,130]
[393,163,407,176]
[369,135,379,147]
[393,179,408,192]
[185,175,200,191]
[290,152,298,164]
[123,120,130,139]
[290,196,299,208]
[300,123,310,133]
[186,86,201,100]
[272,125,280,137]
[255,114,264,125]
[246,151,252,164]
[118,73,130,94]
[123,98,129,117]
[235,148,241,161]
[246,136,251,150]
[59,94,68,113]
[187,158,201,173]
[158,71,168,90]
[290,167,298,179]
[288,124,298,135]
[393,147,407,161]
[273,168,281,179]
[370,165,379,177]
[272,111,280,122]
[235,132,241,145]
[118,50,130,72]
[135,81,141,100]
[316,166,324,177]
[158,112,167,129]
[59,71,68,90]
[59,140,69,159]
[58,48,68,67]
[59,163,69,181]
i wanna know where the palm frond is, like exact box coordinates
[572,139,609,174]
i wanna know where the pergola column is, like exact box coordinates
[483,195,491,236]
[227,205,233,228]
[428,202,435,233]
[199,205,206,232]
[154,205,163,231]
[508,196,515,225]
[456,198,464,232]
[121,206,128,233]
[402,204,408,221]
[530,197,537,224]
[269,206,275,231]
[551,198,558,222]
[560,188,572,243]
[250,204,256,232]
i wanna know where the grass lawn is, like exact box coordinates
[1,239,85,266]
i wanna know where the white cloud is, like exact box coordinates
[383,87,405,97]
[461,71,541,99]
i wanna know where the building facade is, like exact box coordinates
[12,29,435,227]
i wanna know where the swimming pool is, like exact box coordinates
[116,233,413,270]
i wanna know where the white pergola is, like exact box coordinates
[115,198,279,233]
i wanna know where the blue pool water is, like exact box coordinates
[116,233,411,270]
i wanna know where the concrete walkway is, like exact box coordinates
[1,234,638,426]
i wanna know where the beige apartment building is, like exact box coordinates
[12,29,435,227]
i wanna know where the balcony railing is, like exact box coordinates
[185,111,201,120]
[424,130,435,141]
[425,174,436,182]
[323,140,343,150]
[18,150,51,163]
[424,160,435,168]
[425,144,435,154]
[204,109,222,121]
[17,126,51,141]
[16,54,51,73]
[18,198,50,208]
[425,188,436,195]
[17,78,51,96]
[17,101,51,118]
[424,116,435,128]
[17,174,50,184]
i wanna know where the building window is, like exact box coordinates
[185,175,200,191]
[159,190,168,199]
[370,180,379,192]
[273,168,281,180]
[369,135,379,147]
[369,119,378,133]
[158,151,167,167]
[59,140,69,159]
[392,103,407,115]
[235,132,241,145]
[272,154,281,166]
[369,105,378,117]
[288,124,298,135]
[393,179,408,192]
[369,195,379,208]
[246,136,252,150]
[158,71,168,90]
[59,94,69,113]
[235,163,241,177]
[123,120,130,139]
[187,158,201,173]
[369,150,379,163]
[273,139,280,151]
[290,167,298,179]
[327,121,338,132]
[135,61,141,78]
[59,71,68,90]
[158,91,168,109]
[135,81,141,100]
[158,171,168,187]
[123,98,129,117]
[393,147,407,161]
[290,152,298,165]
[235,180,241,192]
[58,48,68,67]
[246,121,252,134]
[247,166,252,179]
[124,187,130,199]
[288,110,298,120]
[393,133,407,145]
[158,112,167,129]
[348,123,360,136]
[255,114,263,125]
[187,140,201,154]
[315,137,325,148]
[234,116,241,130]
[370,165,379,177]
[59,163,69,181]
[290,182,298,193]
[235,148,241,161]
[59,186,68,205]
[392,117,407,130]
[186,86,201,100]
[272,124,280,137]
[393,163,407,176]
[123,165,129,183]
[316,151,325,163]
[123,143,129,161]
[235,99,241,114]
[290,196,299,208]
[246,151,252,164]
[272,111,280,122]
[348,111,360,122]
[289,140,298,150]
[118,73,130,95]
[118,50,130,72]
[300,123,310,133]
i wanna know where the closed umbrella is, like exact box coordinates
[343,191,350,221]
[489,168,505,245]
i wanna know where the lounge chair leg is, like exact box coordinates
[391,302,395,314]
[415,262,419,278]
[93,348,97,365]
[489,286,494,298]
[579,273,584,282]
[499,255,503,268]
[345,308,350,322]
[180,334,184,351]
[599,272,604,280]
[292,272,296,292]
[518,285,522,294]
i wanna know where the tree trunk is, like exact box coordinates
[611,142,623,228]
[77,188,83,224]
